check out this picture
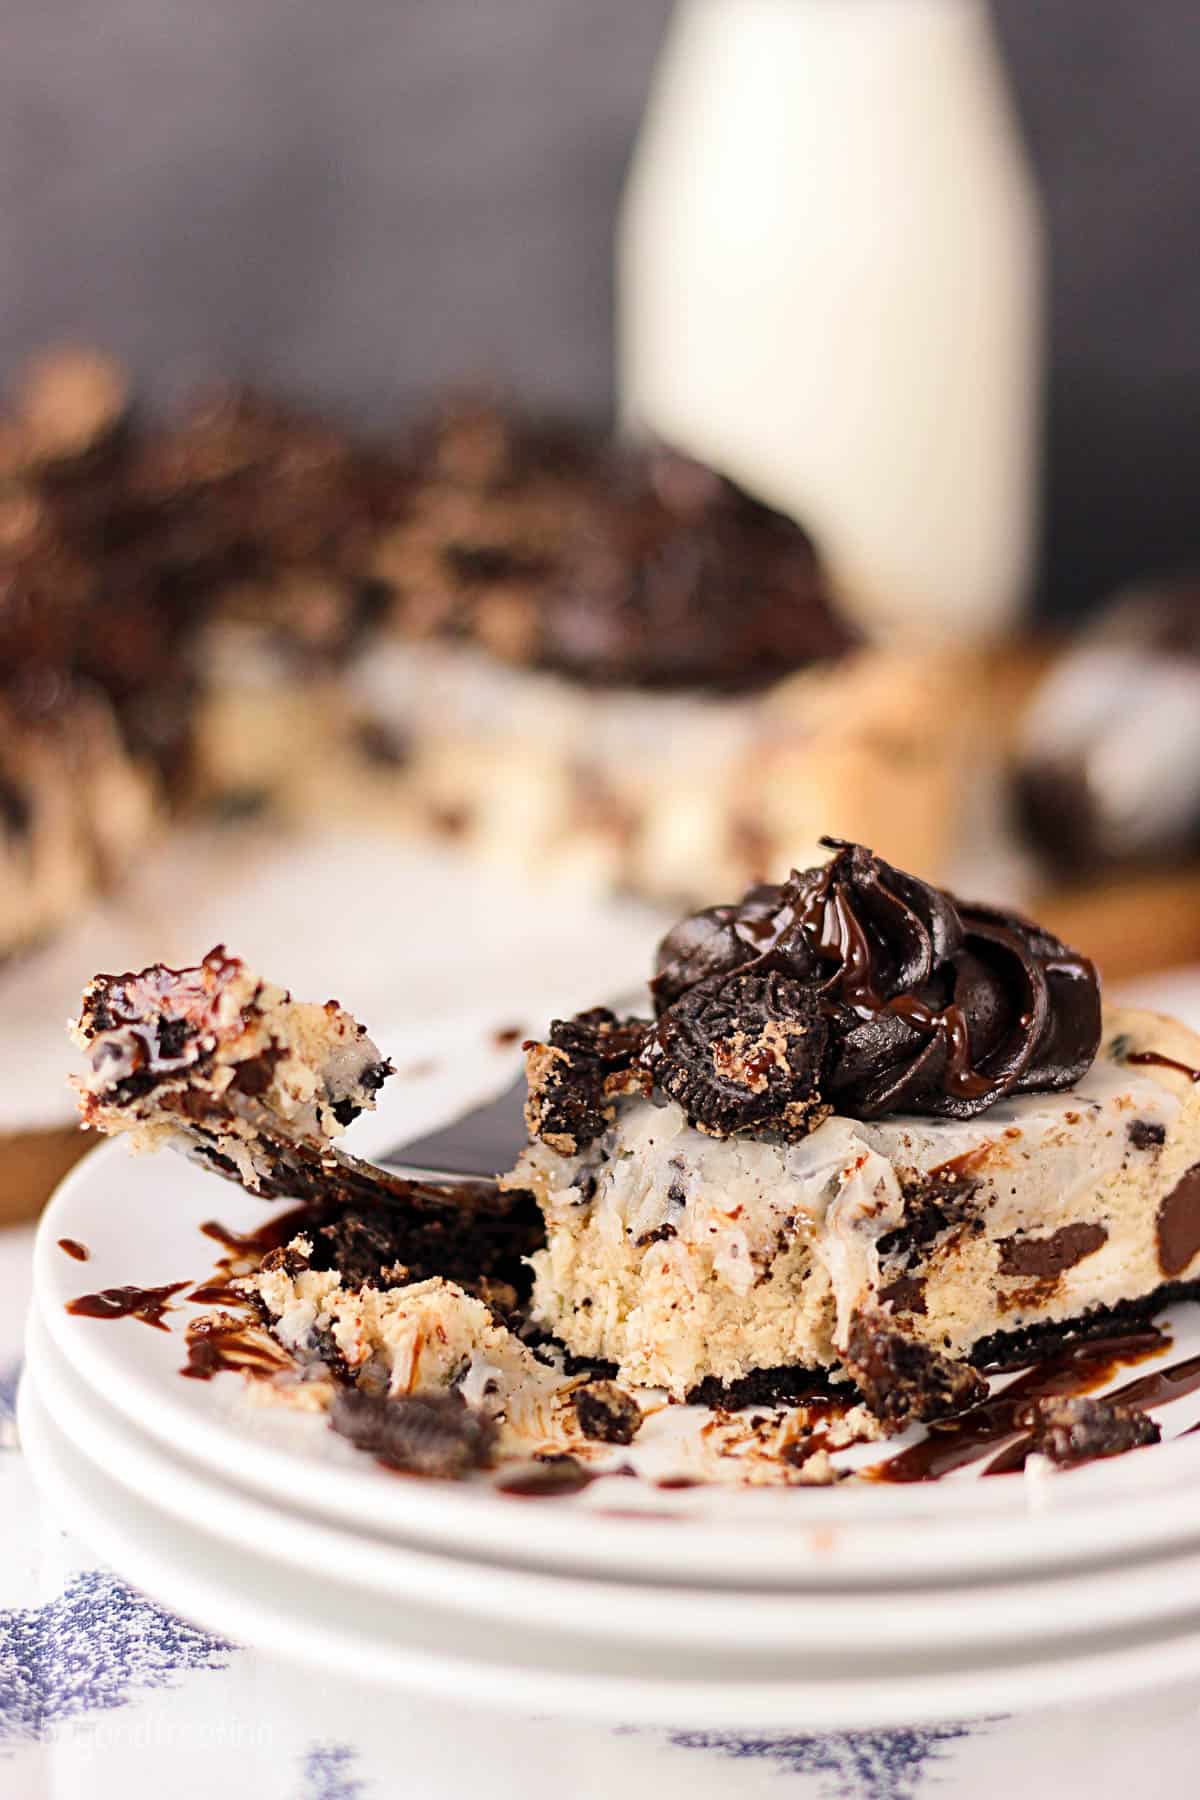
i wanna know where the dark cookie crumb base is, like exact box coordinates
[261,1190,544,1307]
[685,1364,856,1410]
[680,1281,1200,1411]
[519,1327,619,1381]
[969,1280,1200,1372]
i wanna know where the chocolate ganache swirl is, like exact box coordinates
[648,839,1102,1126]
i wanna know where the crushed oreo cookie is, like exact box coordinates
[329,1388,495,1479]
[640,966,828,1139]
[1016,1394,1161,1467]
[573,1379,643,1445]
[522,1008,650,1153]
[844,1312,986,1429]
[876,1173,984,1267]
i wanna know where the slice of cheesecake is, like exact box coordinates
[505,841,1200,1420]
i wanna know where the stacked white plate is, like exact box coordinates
[22,1017,1200,1729]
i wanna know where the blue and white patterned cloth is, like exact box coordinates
[3,1225,1199,1800]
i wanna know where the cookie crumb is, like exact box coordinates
[1017,1394,1160,1467]
[329,1388,495,1479]
[573,1379,644,1445]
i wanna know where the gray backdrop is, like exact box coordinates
[1,1,1195,617]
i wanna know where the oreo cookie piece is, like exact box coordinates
[329,1388,495,1479]
[573,1379,643,1445]
[1016,1394,1161,1467]
[640,966,829,1139]
[522,1008,650,1153]
[844,1310,986,1429]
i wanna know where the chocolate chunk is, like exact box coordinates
[523,1009,650,1153]
[648,840,1102,1126]
[998,1222,1108,1279]
[1157,1164,1200,1277]
[878,1275,928,1316]
[640,966,828,1139]
[1016,1395,1161,1467]
[0,775,31,839]
[844,1312,986,1429]
[634,1222,677,1248]
[354,719,411,769]
[1129,1119,1166,1152]
[573,1379,644,1446]
[877,1174,983,1265]
[330,1388,495,1478]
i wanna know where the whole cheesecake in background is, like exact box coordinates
[1,347,978,960]
[327,399,974,902]
[1017,579,1200,874]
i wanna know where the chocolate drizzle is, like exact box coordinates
[870,1325,1177,1482]
[1129,1051,1200,1083]
[649,840,1102,1127]
[67,1280,190,1330]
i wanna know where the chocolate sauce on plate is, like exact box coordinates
[181,1320,291,1381]
[872,1325,1168,1483]
[67,1280,190,1330]
[1104,1351,1200,1413]
[198,1207,318,1259]
[495,1458,598,1498]
[57,1238,90,1262]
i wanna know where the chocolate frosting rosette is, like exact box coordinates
[646,838,1102,1133]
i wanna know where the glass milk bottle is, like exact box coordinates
[617,0,1043,641]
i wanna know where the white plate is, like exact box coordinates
[23,1363,1200,1731]
[28,1304,1200,1659]
[38,1021,1200,1590]
[37,1139,1200,1588]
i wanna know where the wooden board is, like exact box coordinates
[1034,863,1200,987]
[0,1126,90,1231]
